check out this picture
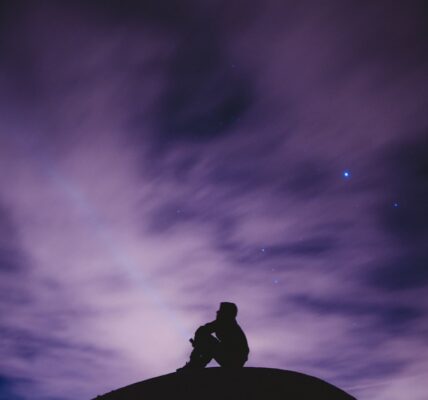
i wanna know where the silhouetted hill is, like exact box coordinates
[93,367,356,399]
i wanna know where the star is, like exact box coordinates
[393,202,399,208]
[342,170,351,179]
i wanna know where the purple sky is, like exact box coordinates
[0,1,427,399]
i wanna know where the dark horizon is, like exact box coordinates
[0,1,427,400]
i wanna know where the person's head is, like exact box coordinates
[216,302,238,321]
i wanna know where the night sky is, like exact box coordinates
[1,1,427,399]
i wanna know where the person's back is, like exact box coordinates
[213,317,249,366]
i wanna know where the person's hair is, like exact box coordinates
[219,302,238,318]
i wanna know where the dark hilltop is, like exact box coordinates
[93,367,356,400]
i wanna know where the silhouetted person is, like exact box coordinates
[178,302,249,371]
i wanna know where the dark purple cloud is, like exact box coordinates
[0,1,427,399]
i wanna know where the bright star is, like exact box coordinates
[343,170,351,179]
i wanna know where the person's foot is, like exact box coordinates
[176,363,191,372]
[176,362,204,372]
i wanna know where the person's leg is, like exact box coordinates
[178,327,220,370]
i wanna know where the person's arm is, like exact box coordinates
[190,320,217,347]
[201,320,217,333]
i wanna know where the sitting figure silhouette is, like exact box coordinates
[178,302,249,371]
